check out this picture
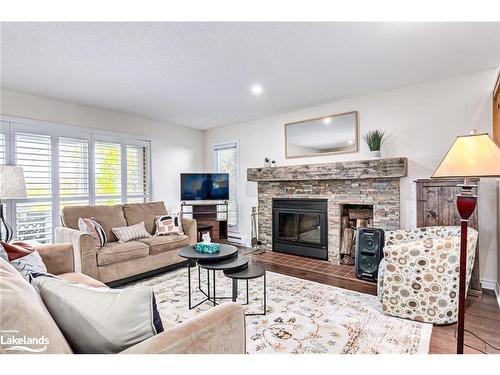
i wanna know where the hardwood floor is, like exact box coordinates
[238,246,500,354]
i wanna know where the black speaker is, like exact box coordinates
[355,228,385,282]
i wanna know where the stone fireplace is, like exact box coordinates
[247,157,408,264]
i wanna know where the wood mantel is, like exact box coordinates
[247,157,408,182]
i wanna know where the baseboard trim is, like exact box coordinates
[480,279,497,291]
[481,279,500,308]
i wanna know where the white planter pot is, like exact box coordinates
[370,150,381,158]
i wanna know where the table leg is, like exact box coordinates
[263,271,267,315]
[188,262,192,310]
[207,268,210,299]
[212,270,217,306]
[246,279,249,305]
[232,278,238,302]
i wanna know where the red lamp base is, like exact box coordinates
[455,183,477,354]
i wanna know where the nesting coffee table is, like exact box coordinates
[178,244,266,315]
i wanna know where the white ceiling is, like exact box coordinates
[1,22,499,130]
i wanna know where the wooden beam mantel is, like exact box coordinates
[247,157,408,182]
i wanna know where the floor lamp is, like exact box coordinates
[432,131,500,354]
[0,166,27,242]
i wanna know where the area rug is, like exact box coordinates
[124,266,432,354]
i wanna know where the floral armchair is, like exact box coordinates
[377,226,478,325]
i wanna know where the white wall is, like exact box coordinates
[204,69,499,286]
[0,89,205,213]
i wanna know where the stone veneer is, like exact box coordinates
[247,158,408,264]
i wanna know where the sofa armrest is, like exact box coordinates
[182,218,197,246]
[121,303,246,354]
[35,243,75,275]
[54,227,98,279]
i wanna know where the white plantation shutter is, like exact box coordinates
[126,144,150,203]
[15,132,53,243]
[0,133,5,165]
[1,119,151,240]
[94,141,122,205]
[214,142,238,230]
[59,137,90,206]
[0,131,7,239]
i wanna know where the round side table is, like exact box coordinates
[224,263,266,316]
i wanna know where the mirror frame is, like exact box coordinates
[284,110,359,159]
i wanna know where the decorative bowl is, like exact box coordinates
[195,242,220,254]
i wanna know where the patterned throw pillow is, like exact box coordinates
[155,213,184,236]
[112,222,151,243]
[78,217,107,250]
[0,241,47,281]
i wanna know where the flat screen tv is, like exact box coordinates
[181,173,229,201]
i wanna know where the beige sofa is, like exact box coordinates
[0,243,246,354]
[55,202,197,285]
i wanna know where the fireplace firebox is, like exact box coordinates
[272,198,328,260]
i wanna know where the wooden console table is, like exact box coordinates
[181,201,228,241]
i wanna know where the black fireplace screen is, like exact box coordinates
[273,199,328,260]
[277,212,322,245]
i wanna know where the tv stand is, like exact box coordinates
[181,201,228,241]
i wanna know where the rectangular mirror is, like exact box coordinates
[285,111,359,158]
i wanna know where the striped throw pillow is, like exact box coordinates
[155,213,184,236]
[78,217,107,250]
[112,222,151,243]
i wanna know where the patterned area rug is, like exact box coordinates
[124,266,432,354]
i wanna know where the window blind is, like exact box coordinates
[0,133,5,165]
[126,144,149,203]
[14,132,53,243]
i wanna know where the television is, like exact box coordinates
[181,173,229,201]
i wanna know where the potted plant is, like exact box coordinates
[264,157,271,167]
[363,130,386,158]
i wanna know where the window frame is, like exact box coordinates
[0,116,152,242]
[213,140,239,234]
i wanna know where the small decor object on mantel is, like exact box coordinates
[363,130,386,158]
[195,242,220,254]
[264,157,271,168]
[271,160,277,167]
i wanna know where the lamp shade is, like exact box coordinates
[0,165,27,199]
[432,133,500,178]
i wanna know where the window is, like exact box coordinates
[214,142,238,231]
[94,141,122,205]
[59,137,90,207]
[0,119,151,243]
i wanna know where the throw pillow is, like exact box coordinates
[112,222,151,243]
[78,217,107,250]
[31,274,164,354]
[0,241,47,281]
[155,213,184,236]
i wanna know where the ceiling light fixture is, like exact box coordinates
[323,117,332,124]
[250,84,263,96]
